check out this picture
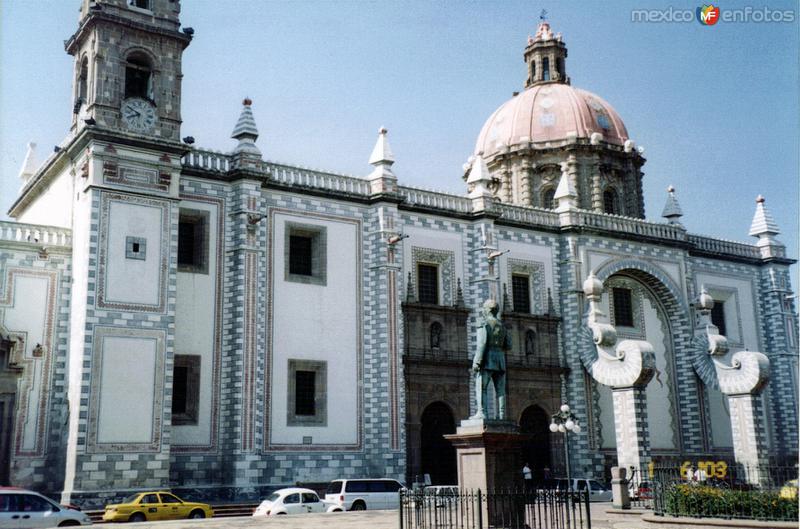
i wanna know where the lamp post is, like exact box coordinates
[549,403,581,490]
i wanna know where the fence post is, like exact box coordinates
[477,489,483,529]
[585,487,592,529]
[399,489,404,529]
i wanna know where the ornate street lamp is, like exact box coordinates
[549,403,581,490]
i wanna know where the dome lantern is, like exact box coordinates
[524,18,569,88]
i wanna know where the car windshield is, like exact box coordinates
[122,493,141,504]
[266,493,281,502]
[590,481,605,491]
[326,481,343,494]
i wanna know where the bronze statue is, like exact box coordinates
[471,299,511,420]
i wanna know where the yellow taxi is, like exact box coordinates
[779,479,798,500]
[103,491,213,522]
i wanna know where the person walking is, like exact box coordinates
[522,462,533,490]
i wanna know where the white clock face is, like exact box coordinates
[121,98,156,133]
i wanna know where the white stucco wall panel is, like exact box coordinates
[173,199,219,446]
[16,168,74,228]
[271,212,360,446]
[104,201,163,306]
[3,274,49,451]
[694,272,759,350]
[96,336,157,443]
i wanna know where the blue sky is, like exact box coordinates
[1,1,797,280]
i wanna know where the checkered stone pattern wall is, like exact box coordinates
[0,243,71,492]
[169,177,231,486]
[611,386,651,470]
[691,256,798,461]
[755,264,798,461]
[65,188,179,507]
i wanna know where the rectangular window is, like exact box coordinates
[612,287,634,327]
[284,223,327,286]
[178,209,209,274]
[294,370,316,416]
[289,235,313,276]
[711,300,727,336]
[287,359,327,427]
[512,274,531,313]
[417,263,439,305]
[172,355,200,425]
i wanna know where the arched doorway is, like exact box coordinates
[420,402,456,485]
[520,405,551,483]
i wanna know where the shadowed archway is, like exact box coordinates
[520,405,552,483]
[420,401,457,485]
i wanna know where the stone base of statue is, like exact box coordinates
[445,418,529,528]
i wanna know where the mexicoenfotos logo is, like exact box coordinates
[696,4,720,25]
[631,4,795,23]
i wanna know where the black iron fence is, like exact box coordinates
[628,463,798,521]
[399,488,592,529]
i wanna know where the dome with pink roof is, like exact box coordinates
[475,83,629,158]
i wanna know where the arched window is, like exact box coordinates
[525,329,536,356]
[429,322,443,350]
[530,60,536,83]
[129,0,150,9]
[541,187,556,209]
[603,188,619,215]
[78,57,88,103]
[542,57,550,81]
[556,57,565,79]
[125,53,152,100]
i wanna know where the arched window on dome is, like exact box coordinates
[125,52,153,100]
[541,187,556,209]
[542,57,550,81]
[603,188,620,215]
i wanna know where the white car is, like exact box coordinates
[325,478,405,511]
[252,488,342,516]
[0,488,92,527]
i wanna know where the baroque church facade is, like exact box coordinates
[0,0,796,506]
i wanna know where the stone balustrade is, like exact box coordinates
[688,234,766,259]
[492,202,560,228]
[399,186,472,214]
[576,210,686,241]
[265,162,372,196]
[179,150,772,262]
[0,221,71,248]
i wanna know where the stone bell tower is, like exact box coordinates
[523,19,569,86]
[56,0,190,506]
[66,0,191,141]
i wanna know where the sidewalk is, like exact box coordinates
[114,510,400,529]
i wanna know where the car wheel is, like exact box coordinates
[276,512,287,515]
[129,512,146,523]
[189,509,206,519]
[350,501,366,511]
[58,522,80,527]
[332,508,343,512]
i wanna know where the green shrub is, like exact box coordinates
[663,484,798,521]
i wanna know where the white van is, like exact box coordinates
[324,479,404,511]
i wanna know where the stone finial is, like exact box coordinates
[748,195,780,237]
[583,270,603,299]
[554,161,577,212]
[748,195,783,259]
[661,185,684,225]
[697,285,714,312]
[466,154,494,211]
[455,278,465,308]
[367,127,397,192]
[18,142,38,183]
[231,97,262,157]
[546,288,555,315]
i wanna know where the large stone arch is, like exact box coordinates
[419,401,457,485]
[587,258,702,456]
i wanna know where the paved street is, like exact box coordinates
[100,503,648,529]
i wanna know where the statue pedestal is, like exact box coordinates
[445,419,528,528]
